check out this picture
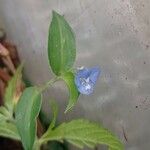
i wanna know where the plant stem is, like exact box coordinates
[33,139,42,150]
[39,77,60,92]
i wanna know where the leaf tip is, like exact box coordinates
[52,10,60,18]
[64,103,74,114]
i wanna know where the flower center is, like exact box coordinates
[80,77,92,90]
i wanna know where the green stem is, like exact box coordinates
[39,77,60,92]
[33,77,60,149]
[33,139,42,150]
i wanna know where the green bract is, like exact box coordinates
[61,72,79,113]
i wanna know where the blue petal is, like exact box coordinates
[76,68,90,78]
[77,81,94,95]
[74,66,101,95]
[74,68,88,88]
[89,67,101,84]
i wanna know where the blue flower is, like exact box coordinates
[75,67,101,95]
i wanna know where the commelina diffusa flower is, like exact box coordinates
[75,67,101,95]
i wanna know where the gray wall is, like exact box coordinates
[0,0,150,149]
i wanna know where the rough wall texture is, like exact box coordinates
[0,0,150,149]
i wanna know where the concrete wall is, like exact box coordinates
[0,0,150,149]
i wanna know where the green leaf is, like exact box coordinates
[48,11,76,75]
[61,72,79,113]
[4,64,23,113]
[0,106,10,117]
[15,87,42,150]
[41,101,58,138]
[49,101,58,130]
[0,107,20,140]
[0,112,7,121]
[41,119,124,150]
[0,119,20,140]
[67,139,84,149]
